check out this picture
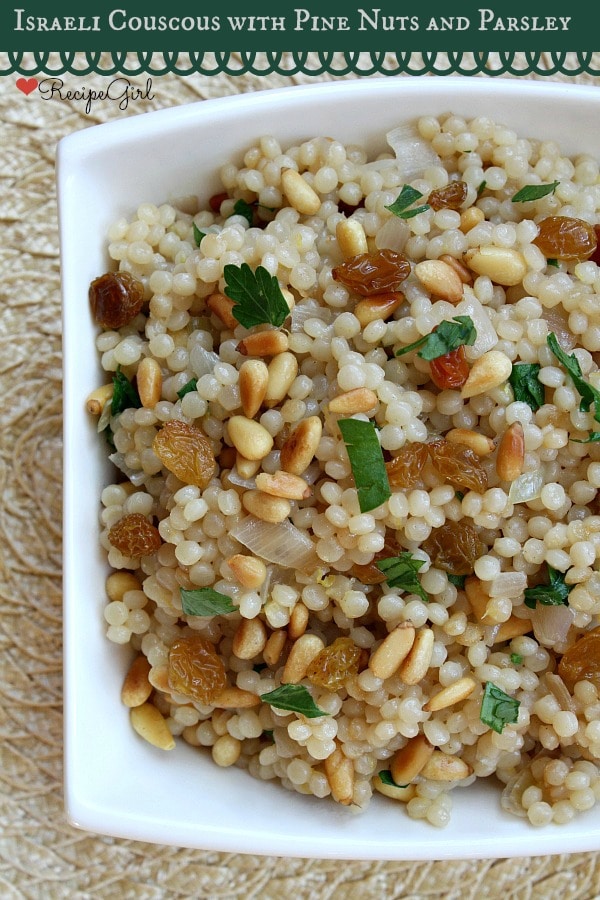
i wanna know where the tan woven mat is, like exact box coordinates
[2,53,600,899]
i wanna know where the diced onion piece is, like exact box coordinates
[530,603,575,647]
[190,344,219,378]
[109,452,146,486]
[501,757,541,818]
[375,216,410,253]
[508,470,544,504]
[230,515,318,573]
[97,401,113,433]
[453,290,498,360]
[542,309,577,351]
[488,572,527,599]
[226,469,256,490]
[290,299,333,333]
[385,123,441,180]
[545,673,576,712]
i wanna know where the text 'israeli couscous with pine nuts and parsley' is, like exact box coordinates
[87,113,600,829]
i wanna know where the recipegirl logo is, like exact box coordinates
[36,76,154,115]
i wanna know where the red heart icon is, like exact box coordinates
[16,77,38,96]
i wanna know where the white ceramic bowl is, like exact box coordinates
[59,76,600,859]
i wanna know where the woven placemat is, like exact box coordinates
[1,54,600,899]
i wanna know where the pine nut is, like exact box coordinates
[421,751,472,782]
[390,734,434,785]
[236,453,261,478]
[137,357,162,408]
[423,677,477,712]
[86,383,113,415]
[459,207,485,233]
[439,254,473,284]
[212,687,261,708]
[373,777,416,802]
[242,490,291,523]
[328,388,379,416]
[148,665,170,693]
[288,601,309,639]
[130,703,175,750]
[227,554,267,589]
[465,576,492,622]
[264,352,298,408]
[399,627,434,685]
[207,292,237,329]
[464,246,527,286]
[280,415,323,475]
[354,292,403,327]
[446,428,495,457]
[106,571,141,602]
[121,655,153,708]
[263,629,287,667]
[237,330,289,357]
[336,218,368,259]
[239,359,269,418]
[228,415,274,460]
[281,288,295,313]
[212,734,242,766]
[496,422,525,482]
[255,470,312,500]
[281,168,321,216]
[461,350,512,399]
[494,616,532,643]
[281,633,325,684]
[324,746,355,805]
[232,617,268,659]
[369,623,415,680]
[414,259,464,305]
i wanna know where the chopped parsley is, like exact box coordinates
[395,315,477,361]
[547,332,600,424]
[511,181,560,203]
[232,198,255,226]
[385,184,430,219]
[378,770,409,789]
[447,573,466,589]
[337,418,391,513]
[111,367,141,417]
[480,682,520,734]
[223,263,290,329]
[376,553,429,602]
[260,684,328,718]
[180,588,237,617]
[177,378,198,400]
[508,363,545,412]
[476,180,487,197]
[523,565,572,609]
[510,653,523,666]
[192,223,205,246]
[547,258,559,268]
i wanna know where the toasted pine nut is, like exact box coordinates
[288,602,309,639]
[86,383,113,415]
[421,751,472,782]
[328,388,379,416]
[494,616,532,643]
[459,207,485,233]
[369,623,415,680]
[242,490,291,523]
[336,218,368,259]
[239,359,269,418]
[461,350,512,399]
[236,453,261,479]
[281,168,321,216]
[207,292,237,329]
[423,677,477,712]
[212,734,242,767]
[237,330,289,357]
[232,617,268,660]
[280,415,323,475]
[354,292,403,328]
[390,734,434,785]
[324,746,354,805]
[414,259,464,305]
[212,687,261,708]
[121,655,153,708]
[263,629,287,667]
[264,352,298,408]
[228,416,274,460]
[465,576,492,622]
[255,470,312,500]
[373,777,416,802]
[137,357,162,409]
[399,627,434,685]
[281,633,324,684]
[446,428,495,457]
[439,254,473,284]
[148,665,170,693]
[227,554,267,589]
[130,703,175,750]
[464,246,527,286]
[106,571,142,602]
[496,422,525,482]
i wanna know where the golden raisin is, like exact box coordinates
[332,250,411,296]
[306,637,362,691]
[168,634,227,704]
[108,513,161,557]
[428,181,468,211]
[386,442,429,488]
[533,216,597,261]
[90,271,145,329]
[428,440,488,494]
[429,346,470,390]
[423,521,485,576]
[558,626,600,692]
[153,420,217,489]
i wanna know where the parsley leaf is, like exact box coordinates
[376,553,429,602]
[573,432,600,443]
[508,363,545,412]
[547,258,559,268]
[385,184,430,219]
[260,684,328,718]
[111,367,141,417]
[338,418,391,513]
[180,588,237,617]
[547,333,600,424]
[477,180,487,197]
[511,181,560,203]
[510,653,523,665]
[177,378,198,400]
[480,682,520,734]
[232,198,255,226]
[378,770,409,788]
[395,316,477,361]
[223,263,290,329]
[523,565,572,609]
[447,573,466,589]
[193,223,205,246]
